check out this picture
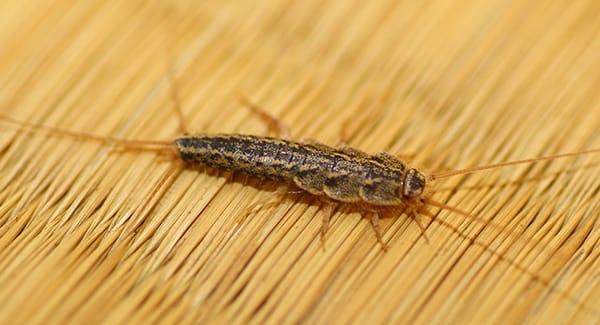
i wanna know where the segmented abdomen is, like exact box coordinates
[175,134,303,181]
[174,134,407,204]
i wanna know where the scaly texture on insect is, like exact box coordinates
[175,134,426,205]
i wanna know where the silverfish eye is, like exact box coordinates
[403,169,426,198]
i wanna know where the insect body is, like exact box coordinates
[175,134,426,204]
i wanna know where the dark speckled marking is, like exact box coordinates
[174,134,425,205]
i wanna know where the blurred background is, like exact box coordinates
[0,0,598,323]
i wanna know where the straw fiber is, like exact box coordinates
[0,0,598,323]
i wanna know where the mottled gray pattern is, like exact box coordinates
[175,134,425,205]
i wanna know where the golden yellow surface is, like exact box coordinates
[0,0,599,323]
